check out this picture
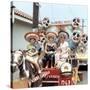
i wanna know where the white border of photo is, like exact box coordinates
[0,0,89,90]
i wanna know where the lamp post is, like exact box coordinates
[33,2,40,32]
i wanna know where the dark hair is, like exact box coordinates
[29,38,36,42]
[58,30,69,38]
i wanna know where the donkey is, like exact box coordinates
[11,50,42,87]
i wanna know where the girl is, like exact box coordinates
[43,32,57,68]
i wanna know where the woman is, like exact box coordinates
[43,32,57,68]
[55,31,69,68]
[69,53,79,85]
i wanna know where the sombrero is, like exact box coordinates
[46,32,57,39]
[24,32,39,42]
[59,31,69,40]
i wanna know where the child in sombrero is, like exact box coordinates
[24,32,41,74]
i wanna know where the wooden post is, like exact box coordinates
[33,2,39,30]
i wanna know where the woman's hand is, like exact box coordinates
[56,48,62,53]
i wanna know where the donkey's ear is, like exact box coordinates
[19,49,22,52]
[11,50,13,53]
[11,50,15,53]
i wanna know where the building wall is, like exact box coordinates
[12,19,32,50]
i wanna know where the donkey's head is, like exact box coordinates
[11,50,23,72]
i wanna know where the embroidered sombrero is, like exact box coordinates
[24,32,39,42]
[46,32,57,39]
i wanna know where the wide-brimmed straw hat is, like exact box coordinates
[24,32,39,42]
[59,31,69,40]
[46,32,57,39]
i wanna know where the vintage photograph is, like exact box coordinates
[10,1,88,88]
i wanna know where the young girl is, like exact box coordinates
[43,32,57,68]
